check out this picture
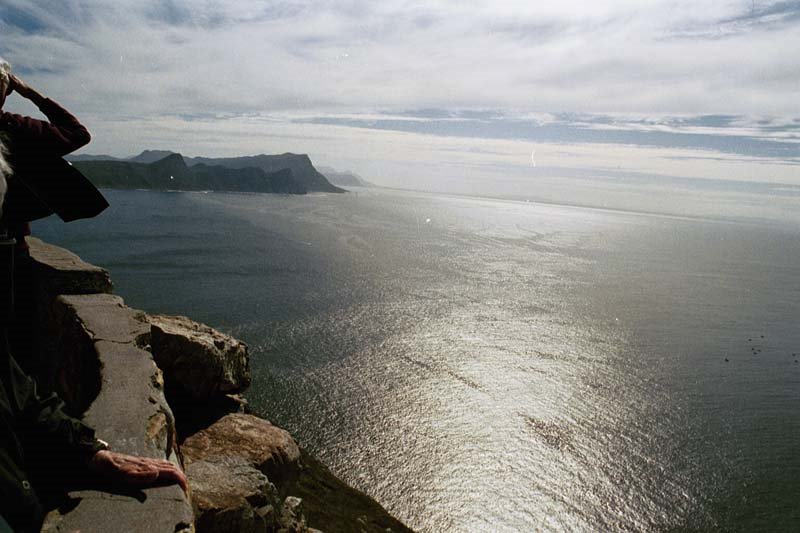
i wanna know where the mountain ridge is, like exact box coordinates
[72,153,307,195]
[317,165,372,188]
[69,150,346,193]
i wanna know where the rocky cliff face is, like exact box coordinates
[69,150,344,194]
[26,238,411,533]
[188,153,346,193]
[73,154,307,194]
[317,166,372,188]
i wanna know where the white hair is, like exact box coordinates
[0,57,9,91]
[0,138,8,218]
[0,58,9,217]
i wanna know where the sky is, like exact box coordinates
[1,0,798,216]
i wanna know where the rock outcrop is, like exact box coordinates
[20,237,113,387]
[182,416,313,533]
[317,166,372,188]
[186,456,281,533]
[188,153,345,193]
[73,154,307,195]
[27,238,113,296]
[69,150,347,194]
[26,238,411,533]
[36,293,192,532]
[148,314,251,400]
[182,414,301,483]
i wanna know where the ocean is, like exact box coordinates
[35,187,800,531]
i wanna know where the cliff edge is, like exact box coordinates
[24,238,411,533]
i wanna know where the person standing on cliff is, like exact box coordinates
[0,56,108,381]
[0,59,187,532]
[0,58,107,251]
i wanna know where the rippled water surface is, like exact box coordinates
[37,188,800,531]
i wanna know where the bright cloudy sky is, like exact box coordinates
[1,0,798,213]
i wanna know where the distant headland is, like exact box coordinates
[68,150,363,195]
[316,165,373,188]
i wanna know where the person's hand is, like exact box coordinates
[88,450,189,493]
[8,74,41,101]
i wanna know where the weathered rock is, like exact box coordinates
[41,294,193,532]
[182,414,301,483]
[278,496,316,533]
[148,314,251,400]
[187,456,278,533]
[41,487,193,533]
[19,238,113,387]
[182,416,319,533]
[49,294,152,417]
[28,239,411,533]
[28,237,114,296]
[55,293,151,345]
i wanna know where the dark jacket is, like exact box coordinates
[0,97,108,248]
[0,329,98,532]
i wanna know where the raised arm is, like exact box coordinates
[1,74,91,156]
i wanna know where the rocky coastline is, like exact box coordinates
[69,150,347,195]
[25,238,410,532]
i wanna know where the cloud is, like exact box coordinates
[1,0,797,116]
[668,0,800,38]
[294,111,800,160]
[0,0,798,197]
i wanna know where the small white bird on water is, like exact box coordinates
[531,148,537,168]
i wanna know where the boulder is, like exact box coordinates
[147,314,251,400]
[182,414,317,532]
[182,414,301,482]
[187,456,278,533]
[279,496,319,533]
[186,456,319,533]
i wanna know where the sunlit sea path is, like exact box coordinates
[37,187,800,531]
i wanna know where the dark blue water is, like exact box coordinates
[35,188,800,531]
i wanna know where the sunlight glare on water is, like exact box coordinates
[36,188,800,532]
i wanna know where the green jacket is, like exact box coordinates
[0,331,98,532]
